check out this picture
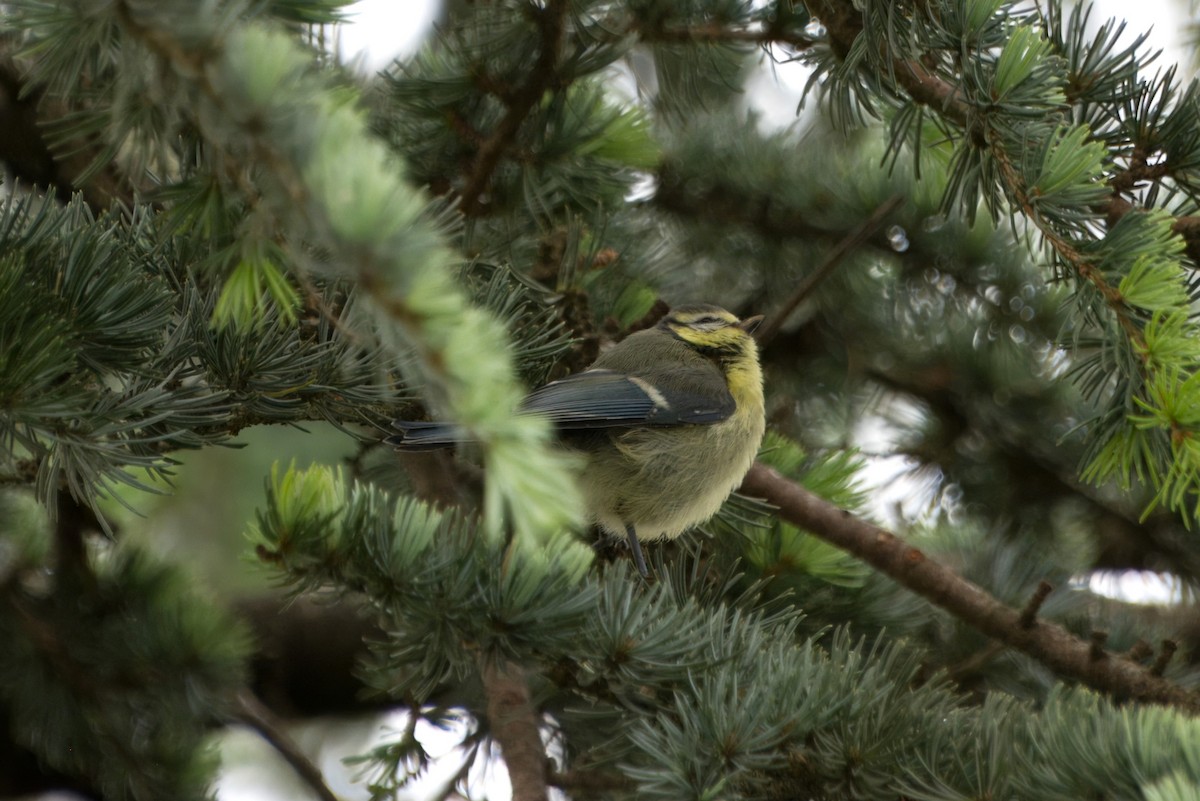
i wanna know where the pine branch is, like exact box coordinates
[107,3,584,545]
[805,0,1200,520]
[988,143,1147,349]
[231,689,341,801]
[480,657,549,801]
[739,462,1200,713]
[0,48,134,212]
[635,21,821,47]
[3,399,390,500]
[458,0,570,216]
[805,0,1200,261]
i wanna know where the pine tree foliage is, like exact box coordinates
[0,190,402,519]
[7,0,585,550]
[0,493,249,801]
[2,0,1200,798]
[251,463,1200,800]
[805,0,1200,521]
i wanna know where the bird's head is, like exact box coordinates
[657,304,763,355]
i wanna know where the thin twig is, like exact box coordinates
[738,462,1200,713]
[1151,640,1178,677]
[945,641,1006,682]
[1019,581,1054,628]
[755,194,905,347]
[232,688,341,801]
[431,739,481,801]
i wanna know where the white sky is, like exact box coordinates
[338,0,439,69]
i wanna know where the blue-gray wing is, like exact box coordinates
[388,368,734,450]
[385,420,467,451]
[520,369,734,429]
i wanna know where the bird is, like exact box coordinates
[387,304,766,576]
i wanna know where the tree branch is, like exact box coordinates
[636,21,821,47]
[738,462,1200,713]
[458,0,569,216]
[52,490,99,592]
[803,0,1200,263]
[805,0,1196,467]
[231,689,341,801]
[238,596,381,717]
[480,657,548,801]
[0,45,135,212]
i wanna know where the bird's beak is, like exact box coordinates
[736,314,765,333]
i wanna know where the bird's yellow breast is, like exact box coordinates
[725,346,764,417]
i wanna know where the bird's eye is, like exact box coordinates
[691,315,723,327]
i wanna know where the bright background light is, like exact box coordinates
[338,0,439,70]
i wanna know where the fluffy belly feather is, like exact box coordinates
[581,413,764,541]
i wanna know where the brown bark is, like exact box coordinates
[739,462,1200,713]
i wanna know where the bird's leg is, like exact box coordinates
[624,523,649,577]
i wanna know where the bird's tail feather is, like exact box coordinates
[385,421,470,451]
